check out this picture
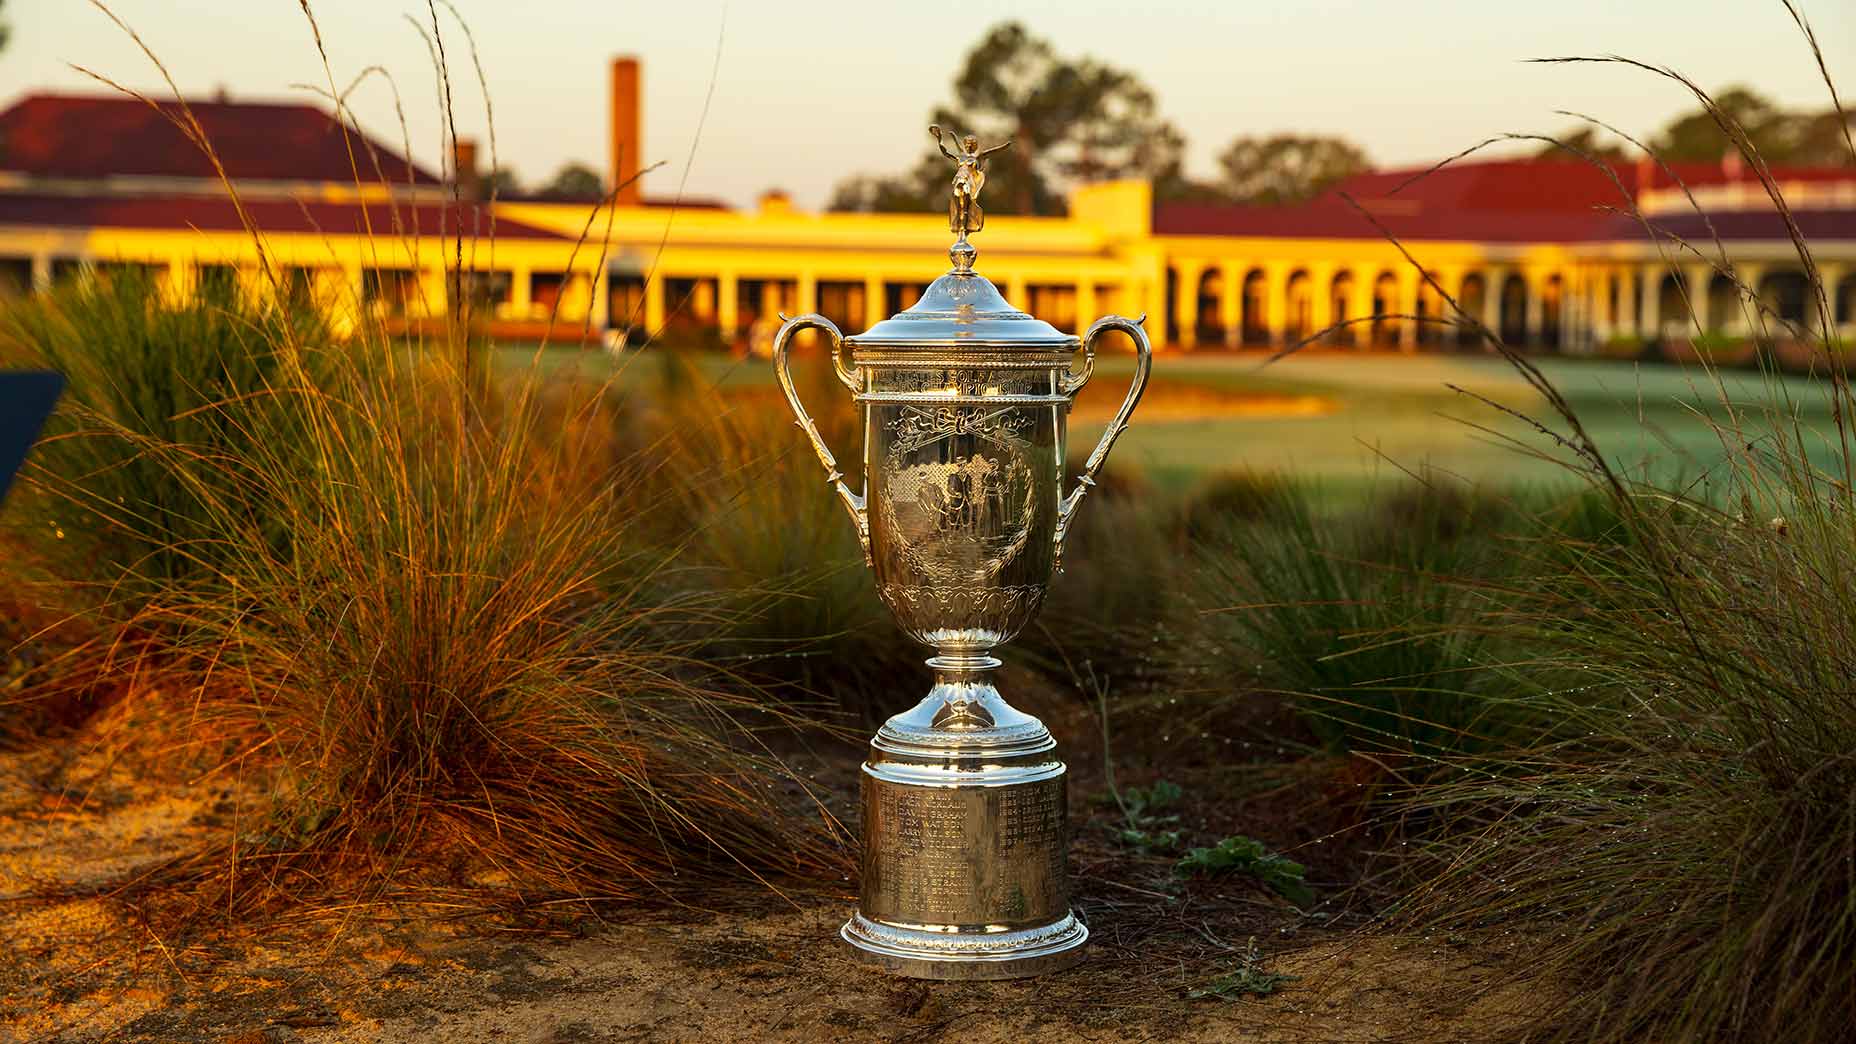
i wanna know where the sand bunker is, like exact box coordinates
[1070,378,1334,423]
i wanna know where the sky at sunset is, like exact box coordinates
[4,1,1852,209]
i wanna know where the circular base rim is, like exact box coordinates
[840,915,1088,981]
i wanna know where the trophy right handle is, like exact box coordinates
[1054,314,1151,573]
[773,312,870,562]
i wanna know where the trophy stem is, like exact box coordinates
[927,652,1000,729]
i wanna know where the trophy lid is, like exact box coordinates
[844,125,1078,352]
[847,269,1075,350]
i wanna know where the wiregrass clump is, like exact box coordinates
[632,350,920,723]
[88,324,848,918]
[0,269,338,741]
[1190,475,1530,758]
[1395,485,1856,1043]
[1021,478,1187,697]
[0,2,852,922]
[1380,16,1856,1037]
[0,268,334,603]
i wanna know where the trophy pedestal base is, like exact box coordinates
[846,654,1085,980]
[840,911,1088,980]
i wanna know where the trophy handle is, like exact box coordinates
[1054,314,1151,572]
[773,312,870,561]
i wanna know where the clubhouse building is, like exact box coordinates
[0,58,1851,355]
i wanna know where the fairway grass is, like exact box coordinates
[498,344,1843,501]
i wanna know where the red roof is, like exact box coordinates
[1626,208,1856,244]
[1154,157,1856,243]
[0,93,439,185]
[497,191,731,211]
[0,193,564,240]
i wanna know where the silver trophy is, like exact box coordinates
[773,126,1151,979]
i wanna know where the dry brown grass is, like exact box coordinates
[0,2,853,940]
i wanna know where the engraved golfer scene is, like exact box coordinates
[2,2,1853,1041]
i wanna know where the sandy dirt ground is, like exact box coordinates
[0,684,1546,1043]
[5,898,1538,1044]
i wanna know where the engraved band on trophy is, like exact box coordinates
[773,125,1151,980]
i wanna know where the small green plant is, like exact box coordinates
[1690,330,1742,358]
[1187,937,1297,1000]
[1176,835,1313,907]
[1123,779,1182,819]
[1599,332,1646,359]
[1113,779,1183,853]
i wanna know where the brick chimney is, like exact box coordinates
[610,57,641,205]
[453,136,480,198]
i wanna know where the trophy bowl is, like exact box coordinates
[773,127,1150,980]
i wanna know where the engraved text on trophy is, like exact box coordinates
[861,773,1069,929]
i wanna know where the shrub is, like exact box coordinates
[1,0,845,938]
[1397,486,1856,1043]
[1191,476,1531,758]
[632,349,921,724]
[119,330,849,914]
[1021,490,1187,698]
[1598,332,1646,360]
[4,277,847,915]
[1177,469,1298,544]
[1388,43,1856,1037]
[0,268,333,603]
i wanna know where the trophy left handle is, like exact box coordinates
[773,313,870,561]
[1054,314,1151,572]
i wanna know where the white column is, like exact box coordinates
[864,274,887,329]
[795,270,818,318]
[1429,266,1460,347]
[509,263,534,320]
[1812,263,1843,338]
[1397,269,1418,351]
[1565,269,1584,351]
[1597,267,1617,341]
[1618,268,1640,338]
[1577,267,1598,351]
[644,274,666,334]
[718,270,739,340]
[1348,273,1373,349]
[1684,263,1714,334]
[1309,263,1336,345]
[1140,275,1166,346]
[1524,271,1545,347]
[1171,261,1202,349]
[1639,264,1662,341]
[1266,263,1290,346]
[29,252,52,293]
[1731,262,1767,339]
[331,263,364,337]
[1481,266,1506,341]
[160,257,195,306]
[419,265,448,319]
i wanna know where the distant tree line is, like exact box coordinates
[830,21,1853,218]
[1536,86,1855,168]
[479,161,608,201]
